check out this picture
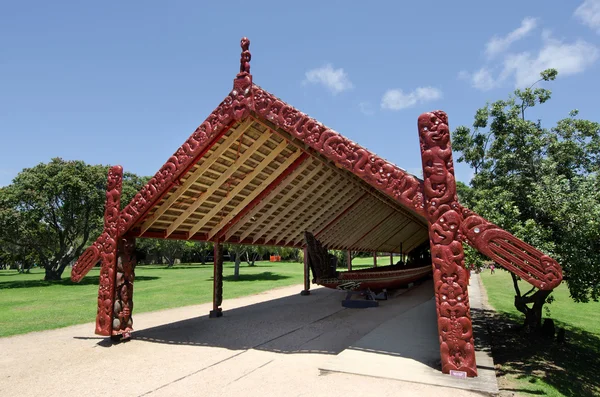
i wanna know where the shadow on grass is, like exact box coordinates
[483,309,600,397]
[222,272,291,282]
[0,275,160,289]
[139,265,209,270]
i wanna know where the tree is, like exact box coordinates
[244,245,268,266]
[0,158,149,280]
[226,244,246,280]
[182,241,212,264]
[157,240,186,267]
[452,69,600,330]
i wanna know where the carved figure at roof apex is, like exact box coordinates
[240,37,251,75]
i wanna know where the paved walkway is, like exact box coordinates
[321,273,499,394]
[0,276,496,397]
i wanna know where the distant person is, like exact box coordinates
[490,264,495,274]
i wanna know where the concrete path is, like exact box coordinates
[321,274,499,394]
[0,279,494,397]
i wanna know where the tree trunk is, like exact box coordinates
[511,272,552,332]
[44,267,62,281]
[234,254,240,280]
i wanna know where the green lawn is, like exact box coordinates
[0,256,381,338]
[481,270,600,397]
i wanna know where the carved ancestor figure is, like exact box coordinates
[419,111,477,377]
[112,237,136,338]
[95,166,123,336]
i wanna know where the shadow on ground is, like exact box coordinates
[104,281,439,371]
[481,309,600,397]
[0,275,159,289]
[222,272,291,282]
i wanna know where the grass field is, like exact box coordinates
[481,270,600,397]
[0,256,380,337]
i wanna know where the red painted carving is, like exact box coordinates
[95,166,123,336]
[252,86,426,215]
[71,241,101,282]
[419,111,477,377]
[112,237,136,337]
[459,206,562,290]
[114,39,255,240]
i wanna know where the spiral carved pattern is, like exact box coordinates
[95,166,123,336]
[459,206,562,290]
[419,111,477,377]
[112,237,136,336]
[71,242,101,282]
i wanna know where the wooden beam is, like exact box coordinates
[237,160,322,242]
[139,119,254,234]
[254,170,332,243]
[320,199,379,247]
[374,219,413,251]
[332,204,391,250]
[286,184,359,245]
[206,149,305,240]
[165,132,272,237]
[222,157,312,240]
[255,116,426,228]
[271,176,340,245]
[345,207,394,250]
[278,176,345,245]
[360,215,409,250]
[290,188,363,246]
[347,250,352,271]
[188,138,291,238]
[314,192,367,239]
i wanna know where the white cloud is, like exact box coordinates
[304,64,353,94]
[503,34,599,87]
[381,87,442,111]
[486,17,538,58]
[358,101,374,115]
[463,33,599,90]
[470,68,500,91]
[574,0,600,34]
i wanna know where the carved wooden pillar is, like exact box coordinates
[210,241,224,318]
[112,236,136,340]
[346,250,352,271]
[400,242,403,263]
[301,247,310,296]
[95,166,123,336]
[418,110,477,377]
[373,252,377,267]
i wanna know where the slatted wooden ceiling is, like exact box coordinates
[131,116,429,253]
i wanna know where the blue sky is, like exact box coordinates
[1,0,599,187]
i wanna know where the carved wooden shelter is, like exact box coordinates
[71,38,563,378]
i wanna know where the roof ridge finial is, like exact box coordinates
[239,37,251,75]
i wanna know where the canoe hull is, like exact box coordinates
[315,264,432,292]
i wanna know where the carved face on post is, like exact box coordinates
[431,209,461,245]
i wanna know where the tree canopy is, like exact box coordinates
[0,158,148,280]
[453,69,600,306]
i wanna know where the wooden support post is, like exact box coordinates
[301,247,310,296]
[418,110,477,376]
[112,236,136,340]
[347,250,352,271]
[210,241,223,318]
[390,253,393,265]
[373,252,377,267]
[96,166,122,337]
[400,242,403,263]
